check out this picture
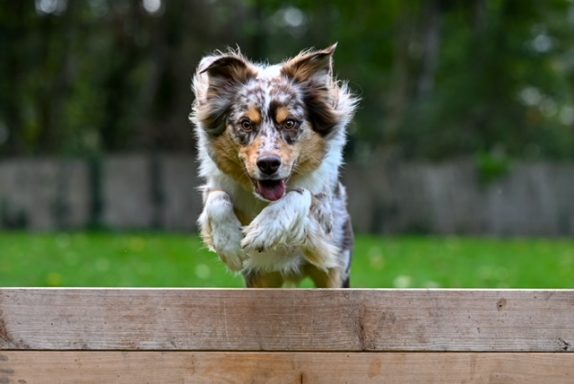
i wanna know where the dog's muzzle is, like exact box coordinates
[253,156,287,201]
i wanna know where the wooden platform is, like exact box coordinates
[1,289,573,383]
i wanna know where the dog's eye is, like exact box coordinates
[283,119,298,130]
[240,119,253,131]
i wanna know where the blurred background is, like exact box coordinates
[0,0,573,287]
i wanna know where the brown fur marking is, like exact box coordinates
[234,208,254,226]
[275,106,290,124]
[291,130,327,178]
[211,132,252,190]
[245,271,284,287]
[246,106,262,125]
[303,264,343,288]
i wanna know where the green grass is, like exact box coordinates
[0,232,573,288]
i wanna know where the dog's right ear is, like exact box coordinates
[199,55,254,83]
[192,53,255,136]
[197,54,255,99]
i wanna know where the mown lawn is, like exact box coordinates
[0,232,572,288]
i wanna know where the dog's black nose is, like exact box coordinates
[257,156,281,175]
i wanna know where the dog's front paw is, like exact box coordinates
[241,189,312,253]
[241,217,280,253]
[199,190,246,271]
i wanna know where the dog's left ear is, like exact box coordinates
[281,44,340,136]
[281,44,337,84]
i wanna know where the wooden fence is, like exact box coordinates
[0,289,573,383]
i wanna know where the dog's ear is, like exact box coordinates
[281,44,336,84]
[200,55,254,85]
[192,53,255,136]
[281,44,341,136]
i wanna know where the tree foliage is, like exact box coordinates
[0,0,573,160]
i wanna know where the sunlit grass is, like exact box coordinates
[0,232,572,288]
[354,236,574,288]
[0,232,237,287]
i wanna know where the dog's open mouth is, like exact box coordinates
[254,179,287,201]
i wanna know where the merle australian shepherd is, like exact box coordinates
[190,44,358,288]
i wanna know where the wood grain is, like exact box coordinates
[0,351,573,384]
[0,289,573,351]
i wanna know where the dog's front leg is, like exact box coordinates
[198,190,245,271]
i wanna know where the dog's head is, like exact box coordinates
[192,45,356,202]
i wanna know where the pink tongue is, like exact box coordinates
[257,180,286,201]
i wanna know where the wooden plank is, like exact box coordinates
[0,351,573,384]
[0,289,573,351]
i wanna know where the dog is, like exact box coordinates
[190,44,358,288]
